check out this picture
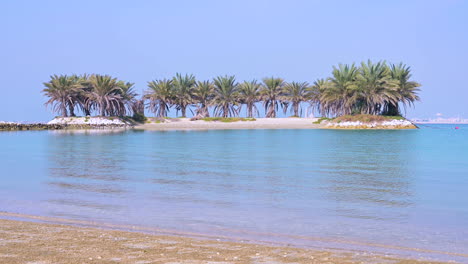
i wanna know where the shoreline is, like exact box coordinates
[0,213,454,264]
[135,117,324,131]
[2,117,423,131]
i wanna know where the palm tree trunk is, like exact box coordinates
[202,104,209,117]
[181,106,186,117]
[68,104,76,117]
[61,105,68,117]
[385,103,400,116]
[247,103,253,118]
[267,101,276,118]
[294,102,299,117]
[223,104,228,118]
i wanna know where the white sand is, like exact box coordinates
[135,118,322,130]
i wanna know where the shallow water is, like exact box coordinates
[1,125,468,261]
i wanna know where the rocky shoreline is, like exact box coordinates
[0,123,129,131]
[1,116,419,131]
[323,119,418,129]
[0,117,134,131]
[314,115,418,129]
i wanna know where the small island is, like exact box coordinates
[1,60,420,131]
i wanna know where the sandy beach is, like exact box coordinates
[135,118,323,130]
[0,215,452,264]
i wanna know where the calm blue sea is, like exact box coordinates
[1,124,467,261]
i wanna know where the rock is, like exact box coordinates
[47,117,130,126]
[325,118,416,129]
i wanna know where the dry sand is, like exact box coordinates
[0,217,453,264]
[134,118,323,131]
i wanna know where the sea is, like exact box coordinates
[1,124,467,262]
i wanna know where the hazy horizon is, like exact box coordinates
[2,0,467,122]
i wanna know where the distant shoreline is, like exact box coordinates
[413,122,468,124]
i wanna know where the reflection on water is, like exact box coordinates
[45,131,131,219]
[1,126,468,261]
[48,128,128,135]
[319,131,414,220]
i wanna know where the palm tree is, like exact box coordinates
[87,74,124,116]
[212,75,239,117]
[282,81,310,117]
[321,63,359,116]
[309,78,328,116]
[192,80,214,118]
[76,74,93,116]
[145,79,174,117]
[131,98,145,120]
[172,73,195,117]
[387,63,421,115]
[117,81,138,116]
[238,80,261,118]
[261,77,285,118]
[356,60,399,115]
[42,74,81,117]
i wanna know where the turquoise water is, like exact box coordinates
[1,125,468,261]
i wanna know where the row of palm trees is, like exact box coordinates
[145,74,307,118]
[314,60,421,116]
[42,74,137,117]
[42,60,420,119]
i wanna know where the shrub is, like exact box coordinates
[132,113,147,123]
[313,117,332,124]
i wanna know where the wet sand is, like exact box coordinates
[0,217,452,264]
[134,118,324,131]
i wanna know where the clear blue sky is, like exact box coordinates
[1,0,467,121]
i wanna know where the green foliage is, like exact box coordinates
[42,74,81,117]
[145,79,173,117]
[132,112,147,123]
[192,80,214,118]
[313,117,332,124]
[261,77,285,118]
[172,73,196,117]
[238,80,261,118]
[42,60,420,120]
[316,60,420,117]
[212,75,239,118]
[333,114,405,123]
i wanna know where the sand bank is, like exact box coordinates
[135,118,323,131]
[0,214,455,264]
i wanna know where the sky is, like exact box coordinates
[1,0,467,121]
